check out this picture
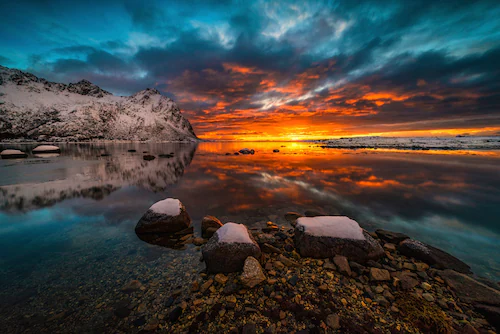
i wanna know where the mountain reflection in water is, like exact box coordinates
[1,141,499,281]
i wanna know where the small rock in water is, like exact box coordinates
[273,149,280,153]
[143,155,155,161]
[240,256,266,288]
[32,145,61,154]
[121,280,142,292]
[201,215,223,238]
[1,149,28,159]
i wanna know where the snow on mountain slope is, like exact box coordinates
[0,66,198,142]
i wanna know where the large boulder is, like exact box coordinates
[1,149,27,159]
[398,239,471,273]
[32,145,60,154]
[202,223,261,273]
[135,198,191,234]
[201,215,223,238]
[294,216,384,263]
[439,270,500,306]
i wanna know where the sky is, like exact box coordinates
[1,0,500,140]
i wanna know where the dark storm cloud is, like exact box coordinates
[1,0,499,138]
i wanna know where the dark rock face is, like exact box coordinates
[474,305,500,331]
[375,229,409,244]
[439,270,500,306]
[294,229,384,263]
[398,239,471,273]
[135,200,191,235]
[202,224,261,273]
[67,79,111,98]
[201,215,223,238]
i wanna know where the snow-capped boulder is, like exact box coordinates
[32,145,60,154]
[202,223,261,273]
[294,216,384,263]
[135,198,191,234]
[398,239,471,273]
[1,149,27,159]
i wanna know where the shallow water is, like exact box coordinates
[1,142,499,330]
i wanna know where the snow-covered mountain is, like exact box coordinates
[0,66,198,141]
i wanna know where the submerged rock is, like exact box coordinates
[240,256,266,288]
[398,239,471,273]
[294,216,384,263]
[1,149,28,159]
[201,215,223,238]
[202,223,261,273]
[135,198,191,234]
[32,145,60,153]
[143,155,155,161]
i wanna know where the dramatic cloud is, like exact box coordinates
[1,0,499,139]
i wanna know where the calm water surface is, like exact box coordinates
[1,142,499,330]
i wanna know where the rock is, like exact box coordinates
[375,295,390,307]
[284,212,303,226]
[202,223,261,273]
[374,229,409,244]
[201,216,223,238]
[121,280,142,292]
[383,243,396,251]
[277,254,300,267]
[32,145,61,154]
[169,306,183,322]
[192,237,206,246]
[333,255,352,276]
[474,304,500,331]
[215,273,228,285]
[422,293,435,302]
[200,279,214,293]
[374,286,384,294]
[294,216,384,263]
[241,322,257,334]
[261,243,282,254]
[143,155,155,161]
[421,282,432,291]
[399,273,419,290]
[239,148,255,154]
[135,198,191,235]
[398,239,471,274]
[289,275,299,286]
[323,258,336,270]
[127,149,136,152]
[370,268,390,281]
[462,323,480,334]
[240,257,266,288]
[439,270,500,306]
[143,319,159,331]
[326,314,340,329]
[273,149,280,153]
[1,149,28,159]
